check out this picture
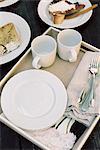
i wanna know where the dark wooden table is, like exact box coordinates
[0,0,100,149]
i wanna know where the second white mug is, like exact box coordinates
[31,35,57,69]
[57,29,82,62]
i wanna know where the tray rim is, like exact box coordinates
[0,27,100,150]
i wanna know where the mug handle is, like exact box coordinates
[32,56,41,69]
[68,49,77,62]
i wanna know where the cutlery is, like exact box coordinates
[65,4,98,19]
[55,116,75,134]
[89,58,99,106]
[79,58,99,112]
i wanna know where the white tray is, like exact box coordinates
[0,27,100,150]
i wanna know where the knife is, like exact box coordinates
[65,4,98,19]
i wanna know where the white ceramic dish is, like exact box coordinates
[0,12,31,65]
[1,69,67,130]
[0,0,19,8]
[38,0,92,29]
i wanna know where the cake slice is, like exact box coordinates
[0,23,21,56]
[48,0,85,24]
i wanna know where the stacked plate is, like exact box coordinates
[1,69,67,130]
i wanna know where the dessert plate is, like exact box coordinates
[1,70,67,130]
[0,0,19,8]
[0,12,31,65]
[38,0,92,29]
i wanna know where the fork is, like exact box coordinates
[79,58,99,112]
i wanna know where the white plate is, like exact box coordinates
[1,70,67,130]
[0,0,19,8]
[0,12,31,65]
[38,0,92,29]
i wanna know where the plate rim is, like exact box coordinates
[0,0,19,8]
[38,0,92,29]
[0,11,31,65]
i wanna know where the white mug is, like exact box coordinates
[57,29,82,62]
[31,35,57,69]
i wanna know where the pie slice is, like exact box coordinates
[48,0,85,24]
[0,23,21,55]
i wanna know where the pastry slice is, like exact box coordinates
[0,23,21,56]
[48,0,85,24]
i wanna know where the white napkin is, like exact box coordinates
[66,51,100,126]
[31,128,76,150]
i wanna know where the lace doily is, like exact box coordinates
[32,128,76,150]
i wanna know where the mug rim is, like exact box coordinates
[57,29,82,48]
[31,35,57,56]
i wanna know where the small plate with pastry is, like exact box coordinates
[38,0,92,29]
[0,0,19,8]
[0,12,31,64]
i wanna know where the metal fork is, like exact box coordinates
[89,58,98,104]
[79,58,99,112]
[89,59,98,77]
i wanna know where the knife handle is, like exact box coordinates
[66,4,98,19]
[80,75,95,112]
